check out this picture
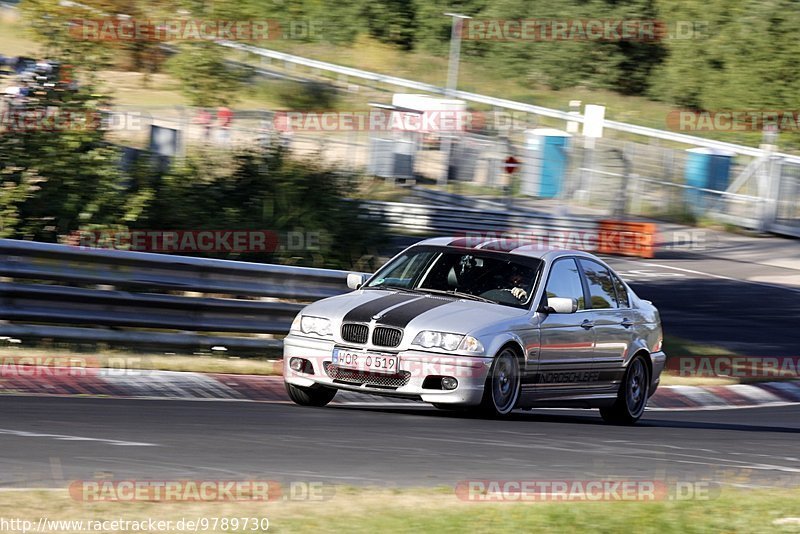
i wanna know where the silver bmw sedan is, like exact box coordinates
[283,237,666,424]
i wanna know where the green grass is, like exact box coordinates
[660,335,738,386]
[244,35,796,151]
[0,9,39,56]
[659,335,799,385]
[2,487,799,533]
[0,346,282,375]
[662,335,738,360]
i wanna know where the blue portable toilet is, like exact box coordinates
[684,148,735,213]
[521,129,571,198]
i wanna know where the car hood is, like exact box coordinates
[301,289,530,336]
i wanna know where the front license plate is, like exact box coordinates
[332,348,399,374]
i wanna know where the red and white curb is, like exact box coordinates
[1,367,799,410]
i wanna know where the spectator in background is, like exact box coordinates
[18,80,31,99]
[35,59,53,75]
[10,56,21,74]
[217,106,232,144]
[195,108,212,142]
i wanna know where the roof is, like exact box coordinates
[415,237,595,261]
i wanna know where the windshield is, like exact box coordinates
[366,246,541,308]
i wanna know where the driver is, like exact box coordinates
[503,268,529,302]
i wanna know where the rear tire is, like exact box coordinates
[476,348,521,418]
[600,355,650,425]
[285,382,337,407]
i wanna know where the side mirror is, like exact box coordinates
[543,297,578,314]
[347,273,365,290]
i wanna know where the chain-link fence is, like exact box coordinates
[106,104,800,237]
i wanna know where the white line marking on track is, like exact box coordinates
[0,428,158,447]
[610,257,800,294]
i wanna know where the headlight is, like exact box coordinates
[458,335,485,354]
[299,315,332,337]
[412,331,464,351]
[290,313,302,332]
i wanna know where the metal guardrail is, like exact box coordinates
[0,201,605,353]
[0,238,358,352]
[360,199,600,238]
[410,187,509,211]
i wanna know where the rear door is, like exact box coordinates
[577,259,630,388]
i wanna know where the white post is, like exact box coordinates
[440,13,471,187]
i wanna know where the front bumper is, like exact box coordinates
[283,333,492,405]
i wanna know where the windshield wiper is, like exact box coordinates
[417,288,495,304]
[369,285,419,293]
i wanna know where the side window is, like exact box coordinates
[611,273,630,308]
[544,258,586,310]
[578,259,618,310]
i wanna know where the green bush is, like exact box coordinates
[276,81,340,111]
[134,145,385,270]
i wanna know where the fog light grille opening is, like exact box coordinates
[289,358,314,374]
[422,376,458,390]
[422,376,444,390]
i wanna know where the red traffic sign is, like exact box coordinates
[504,156,520,174]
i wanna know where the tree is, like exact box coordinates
[166,41,250,107]
[0,83,151,241]
[361,0,417,50]
[651,0,800,112]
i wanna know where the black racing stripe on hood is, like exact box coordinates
[375,296,455,328]
[342,292,420,323]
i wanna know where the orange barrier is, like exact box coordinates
[597,220,657,258]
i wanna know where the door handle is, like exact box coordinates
[581,319,594,330]
[621,318,634,328]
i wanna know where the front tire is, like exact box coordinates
[477,348,521,417]
[600,355,650,425]
[285,382,337,407]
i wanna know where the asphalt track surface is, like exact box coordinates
[605,254,800,356]
[1,232,797,491]
[1,396,799,489]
